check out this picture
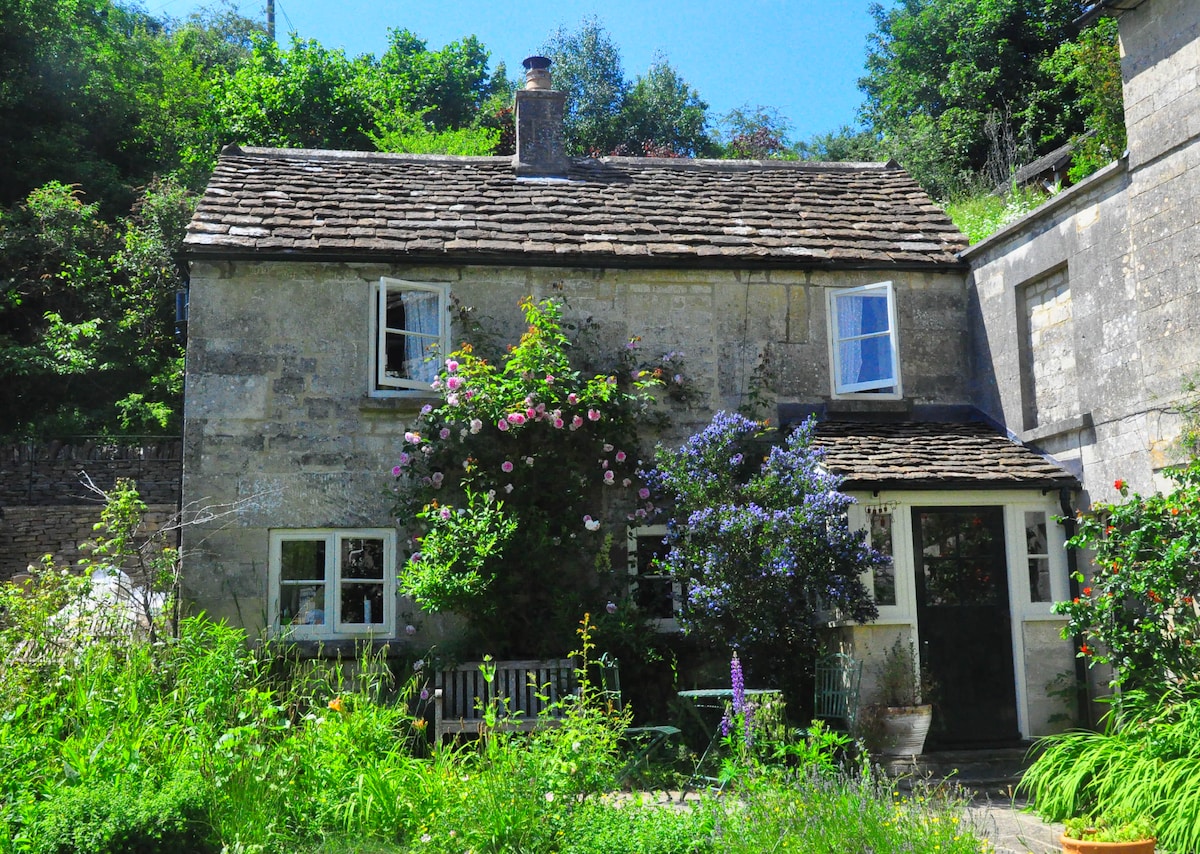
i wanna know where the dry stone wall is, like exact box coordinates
[0,442,181,579]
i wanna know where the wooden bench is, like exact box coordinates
[432,658,577,742]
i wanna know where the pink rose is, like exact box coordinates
[587,409,601,422]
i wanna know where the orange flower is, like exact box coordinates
[412,718,427,731]
[1149,590,1162,604]
[1171,507,1181,516]
[1073,597,1080,604]
[1080,644,1092,656]
[328,697,346,713]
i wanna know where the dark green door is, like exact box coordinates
[913,507,1020,748]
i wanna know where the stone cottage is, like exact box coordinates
[181,58,1081,748]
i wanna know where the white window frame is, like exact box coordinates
[268,528,397,640]
[827,281,902,398]
[626,524,681,632]
[371,277,450,395]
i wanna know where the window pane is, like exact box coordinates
[1028,557,1051,602]
[342,537,384,580]
[1025,512,1051,602]
[836,293,890,338]
[381,285,441,386]
[281,540,326,581]
[281,584,326,626]
[869,512,896,606]
[838,336,894,387]
[630,530,675,619]
[340,537,386,625]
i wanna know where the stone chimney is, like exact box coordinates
[514,56,569,178]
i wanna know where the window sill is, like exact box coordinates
[1021,412,1093,444]
[825,397,910,415]
[360,394,436,415]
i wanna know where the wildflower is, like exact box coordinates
[413,719,427,731]
[1080,644,1092,656]
[606,601,617,614]
[1083,587,1092,596]
[420,687,430,700]
[421,833,432,843]
[413,658,425,672]
[328,697,346,713]
[1114,479,1126,490]
[440,507,451,520]
[421,404,433,415]
[411,552,421,562]
[501,460,514,473]
[544,792,555,803]
[391,465,403,476]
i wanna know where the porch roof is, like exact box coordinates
[183,146,967,269]
[812,420,1077,490]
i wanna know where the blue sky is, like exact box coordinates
[147,0,882,142]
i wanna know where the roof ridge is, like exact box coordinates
[221,144,898,174]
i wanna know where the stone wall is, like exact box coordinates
[182,259,971,631]
[0,442,181,579]
[965,0,1200,505]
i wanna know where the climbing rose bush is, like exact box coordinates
[392,297,672,654]
[1055,462,1200,691]
[648,411,882,693]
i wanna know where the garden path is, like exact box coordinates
[965,795,1064,854]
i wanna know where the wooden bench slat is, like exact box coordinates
[432,658,576,742]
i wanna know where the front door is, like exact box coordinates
[912,507,1020,748]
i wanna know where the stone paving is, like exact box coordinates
[965,795,1065,854]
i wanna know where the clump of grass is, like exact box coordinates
[946,184,1050,243]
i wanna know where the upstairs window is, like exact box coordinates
[374,278,450,393]
[828,282,901,396]
[269,529,396,639]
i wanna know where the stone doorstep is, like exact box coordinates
[884,747,1034,792]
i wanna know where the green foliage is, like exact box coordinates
[0,180,190,438]
[1041,18,1127,183]
[648,413,881,700]
[860,0,1098,198]
[1055,465,1200,692]
[616,58,714,158]
[1062,814,1155,843]
[944,183,1049,243]
[1021,687,1199,853]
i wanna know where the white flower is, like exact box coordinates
[544,791,555,802]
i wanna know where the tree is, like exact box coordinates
[615,58,715,157]
[860,0,1091,198]
[795,125,888,163]
[542,17,628,155]
[719,105,794,159]
[649,413,882,702]
[0,180,192,438]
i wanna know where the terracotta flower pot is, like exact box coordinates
[1060,834,1156,854]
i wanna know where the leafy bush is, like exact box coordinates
[648,413,881,698]
[1055,464,1200,692]
[1021,687,1200,853]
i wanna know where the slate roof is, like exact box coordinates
[813,421,1077,489]
[183,146,967,268]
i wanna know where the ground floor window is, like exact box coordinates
[627,525,680,630]
[269,529,396,639]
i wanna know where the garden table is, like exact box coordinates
[677,687,783,792]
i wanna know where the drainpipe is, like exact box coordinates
[1059,486,1093,728]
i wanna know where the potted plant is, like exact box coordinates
[1060,815,1156,854]
[869,637,934,756]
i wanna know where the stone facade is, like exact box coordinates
[182,259,970,631]
[966,0,1200,504]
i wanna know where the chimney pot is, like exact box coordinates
[522,55,553,90]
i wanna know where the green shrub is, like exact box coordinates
[23,770,213,854]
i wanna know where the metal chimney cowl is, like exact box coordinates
[514,56,569,178]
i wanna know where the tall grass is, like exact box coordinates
[1020,686,1200,853]
[0,570,989,853]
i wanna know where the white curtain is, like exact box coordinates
[402,289,439,385]
[837,293,866,385]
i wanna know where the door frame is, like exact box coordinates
[847,488,1071,741]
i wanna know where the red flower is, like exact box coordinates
[1114,479,1126,490]
[1083,587,1092,596]
[1149,590,1162,604]
[1073,597,1080,604]
[1080,644,1092,656]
